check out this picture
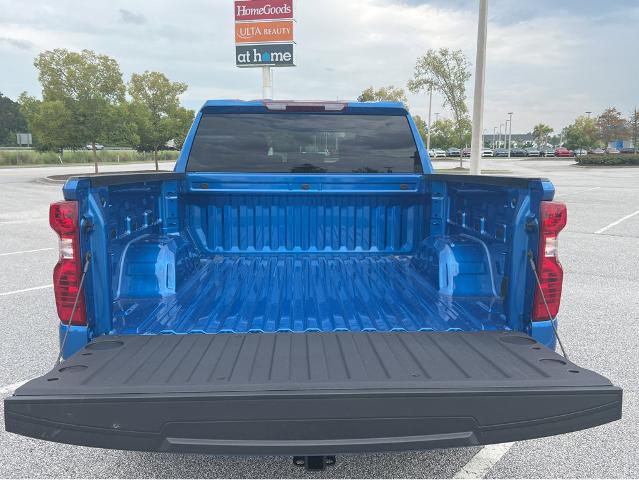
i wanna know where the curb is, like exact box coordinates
[39,175,70,185]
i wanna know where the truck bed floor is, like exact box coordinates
[114,255,506,335]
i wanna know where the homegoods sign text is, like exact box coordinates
[235,0,293,21]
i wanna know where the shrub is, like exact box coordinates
[575,154,639,166]
[0,149,179,166]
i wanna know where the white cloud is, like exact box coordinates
[0,0,637,133]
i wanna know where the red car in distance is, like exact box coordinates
[554,147,574,157]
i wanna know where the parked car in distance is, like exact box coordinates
[606,147,620,154]
[481,148,493,157]
[554,147,574,157]
[429,148,446,158]
[540,148,554,157]
[510,148,528,157]
[446,147,461,157]
[85,144,105,150]
[620,147,637,154]
[461,147,471,157]
[493,148,508,157]
[589,148,605,154]
[573,148,588,156]
[525,147,540,157]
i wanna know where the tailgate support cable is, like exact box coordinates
[527,251,569,360]
[56,252,92,365]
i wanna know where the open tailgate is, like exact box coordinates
[4,331,621,455]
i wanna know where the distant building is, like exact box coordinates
[608,140,634,150]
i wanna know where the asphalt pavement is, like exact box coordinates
[0,159,637,478]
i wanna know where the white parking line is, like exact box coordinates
[595,209,639,234]
[0,380,29,397]
[0,284,53,297]
[0,247,54,257]
[555,186,601,198]
[0,218,48,226]
[453,443,514,479]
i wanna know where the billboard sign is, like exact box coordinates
[236,43,294,67]
[16,133,32,146]
[234,0,293,21]
[235,20,293,44]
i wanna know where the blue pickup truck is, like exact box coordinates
[5,101,621,468]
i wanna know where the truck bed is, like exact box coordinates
[113,254,507,335]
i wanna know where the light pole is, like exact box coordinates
[507,112,513,158]
[499,123,503,148]
[426,86,433,151]
[504,120,508,150]
[584,112,593,152]
[431,112,440,149]
[505,120,509,152]
[469,0,488,175]
[493,126,497,149]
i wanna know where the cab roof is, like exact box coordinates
[200,100,409,115]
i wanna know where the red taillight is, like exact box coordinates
[533,201,567,321]
[50,201,86,326]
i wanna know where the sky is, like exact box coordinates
[0,0,637,134]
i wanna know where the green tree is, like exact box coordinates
[430,118,454,150]
[532,123,553,147]
[18,93,73,153]
[429,118,470,150]
[103,102,141,149]
[0,92,28,145]
[564,116,598,150]
[596,107,627,146]
[128,71,192,169]
[34,48,126,172]
[357,86,408,105]
[408,48,471,150]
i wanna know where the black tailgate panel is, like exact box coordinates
[4,331,622,455]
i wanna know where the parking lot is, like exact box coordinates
[0,158,637,478]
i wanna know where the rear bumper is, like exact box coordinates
[5,386,622,456]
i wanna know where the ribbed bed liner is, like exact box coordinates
[10,331,614,395]
[5,331,621,455]
[113,255,506,335]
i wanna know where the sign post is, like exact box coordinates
[234,0,295,99]
[262,66,273,99]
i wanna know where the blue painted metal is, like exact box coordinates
[117,236,199,298]
[58,324,88,359]
[174,110,202,173]
[406,113,432,173]
[113,254,508,335]
[531,319,558,350]
[420,235,498,297]
[61,100,557,352]
[185,185,425,255]
[65,173,552,342]
[185,173,423,193]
